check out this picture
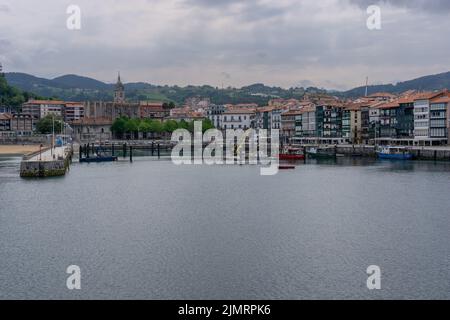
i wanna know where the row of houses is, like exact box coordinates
[0,113,34,138]
[205,90,450,146]
[292,90,450,146]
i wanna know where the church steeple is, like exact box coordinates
[114,72,125,103]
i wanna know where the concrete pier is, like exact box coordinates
[20,145,73,177]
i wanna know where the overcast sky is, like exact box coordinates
[0,0,449,90]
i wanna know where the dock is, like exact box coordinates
[20,145,73,177]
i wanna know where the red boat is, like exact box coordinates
[279,147,305,160]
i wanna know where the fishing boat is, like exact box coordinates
[80,154,118,163]
[306,147,336,159]
[279,147,305,160]
[376,146,413,160]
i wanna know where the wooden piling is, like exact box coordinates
[157,143,160,159]
[130,145,133,162]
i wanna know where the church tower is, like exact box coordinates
[114,72,125,103]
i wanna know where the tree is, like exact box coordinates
[138,120,151,133]
[162,120,178,133]
[202,118,215,132]
[111,117,127,138]
[124,118,139,134]
[36,115,63,134]
[178,119,189,130]
[148,119,163,133]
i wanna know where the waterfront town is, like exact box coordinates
[1,71,450,148]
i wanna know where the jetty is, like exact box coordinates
[20,145,73,177]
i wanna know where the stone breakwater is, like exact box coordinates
[19,146,73,178]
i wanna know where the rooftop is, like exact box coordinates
[72,117,112,126]
[25,100,66,105]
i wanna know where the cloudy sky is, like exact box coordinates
[0,0,449,90]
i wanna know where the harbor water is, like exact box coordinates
[1,155,450,299]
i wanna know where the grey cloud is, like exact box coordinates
[0,4,10,13]
[349,0,450,13]
[1,0,450,89]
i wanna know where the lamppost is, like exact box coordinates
[51,115,55,157]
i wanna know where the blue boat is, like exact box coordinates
[377,146,413,160]
[80,156,118,163]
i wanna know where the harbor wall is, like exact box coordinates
[20,159,68,177]
[20,147,73,178]
[334,145,450,161]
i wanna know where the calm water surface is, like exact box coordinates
[1,155,450,299]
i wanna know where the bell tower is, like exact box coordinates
[114,72,125,103]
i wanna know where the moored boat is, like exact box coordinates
[376,146,413,160]
[279,147,305,160]
[306,147,336,159]
[278,165,296,170]
[80,155,118,163]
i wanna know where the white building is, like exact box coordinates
[221,109,255,130]
[413,91,447,145]
[206,104,225,129]
[22,100,65,119]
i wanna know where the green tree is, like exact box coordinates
[178,119,189,130]
[148,120,163,133]
[138,120,151,133]
[36,115,63,134]
[111,117,127,138]
[202,118,215,132]
[124,118,139,134]
[162,119,178,133]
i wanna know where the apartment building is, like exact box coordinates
[206,104,226,129]
[316,103,344,140]
[429,95,450,143]
[255,107,283,131]
[64,102,85,123]
[343,103,362,144]
[221,109,255,130]
[22,100,65,119]
[281,110,302,143]
[0,113,33,136]
[413,91,448,145]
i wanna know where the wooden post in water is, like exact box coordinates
[157,143,160,159]
[130,145,133,162]
[87,143,90,158]
[112,144,115,157]
[79,145,82,161]
[151,142,154,156]
[123,143,127,158]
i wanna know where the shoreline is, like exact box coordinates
[0,145,45,156]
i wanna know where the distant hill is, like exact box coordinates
[342,71,450,97]
[5,72,61,91]
[52,74,111,90]
[4,73,318,105]
[4,70,450,104]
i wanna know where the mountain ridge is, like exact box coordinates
[4,71,450,104]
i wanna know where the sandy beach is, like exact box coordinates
[0,145,44,156]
